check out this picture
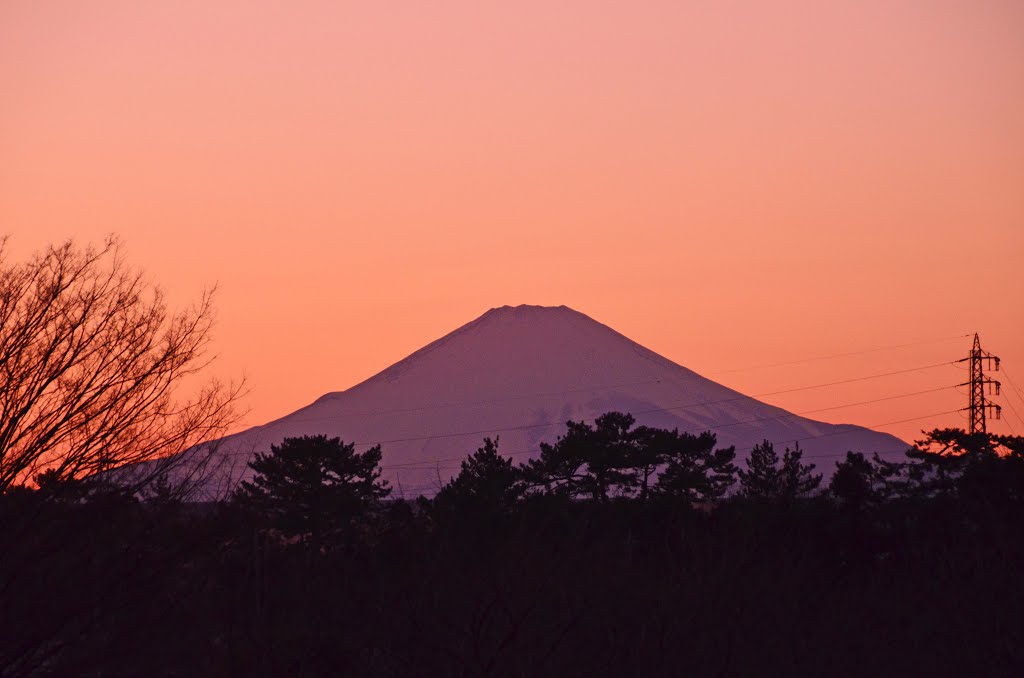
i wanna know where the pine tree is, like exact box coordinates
[520,413,638,501]
[738,440,820,502]
[235,435,390,541]
[829,452,882,507]
[627,425,666,502]
[653,430,737,503]
[737,439,781,500]
[580,412,641,501]
[436,437,522,515]
[905,428,1024,503]
[779,443,822,500]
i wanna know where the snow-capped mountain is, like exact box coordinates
[171,305,908,498]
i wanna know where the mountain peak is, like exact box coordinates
[487,303,572,313]
[480,304,576,320]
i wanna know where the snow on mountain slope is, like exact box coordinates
[170,305,908,498]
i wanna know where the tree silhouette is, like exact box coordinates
[521,412,639,501]
[579,412,641,501]
[521,413,740,503]
[904,428,1024,503]
[0,237,241,493]
[829,452,883,508]
[737,440,780,499]
[626,425,666,501]
[235,435,390,540]
[738,440,821,502]
[520,428,588,498]
[653,430,737,503]
[436,437,522,515]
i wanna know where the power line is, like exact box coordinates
[709,334,970,374]
[997,367,1024,432]
[220,335,969,484]
[285,376,671,424]
[775,385,953,416]
[738,410,958,457]
[228,333,969,432]
[382,411,958,491]
[727,362,953,399]
[1002,368,1024,407]
[628,385,954,438]
[379,389,956,471]
[354,365,954,452]
[389,396,1011,496]
[224,337,974,432]
[291,359,953,435]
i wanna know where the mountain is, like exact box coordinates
[166,305,908,499]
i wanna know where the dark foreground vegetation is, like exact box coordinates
[2,420,1023,678]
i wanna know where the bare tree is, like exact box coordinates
[0,236,242,493]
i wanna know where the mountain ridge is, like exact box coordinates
[159,304,909,498]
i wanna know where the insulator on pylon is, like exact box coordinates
[993,357,1000,372]
[994,381,1000,395]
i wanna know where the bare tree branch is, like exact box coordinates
[0,236,243,493]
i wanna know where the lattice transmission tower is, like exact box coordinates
[957,333,1001,433]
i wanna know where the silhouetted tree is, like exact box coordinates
[435,437,522,515]
[235,435,390,541]
[829,452,883,508]
[626,425,666,501]
[999,433,1024,459]
[521,413,740,503]
[579,412,641,501]
[521,412,639,501]
[33,468,89,502]
[520,429,588,499]
[653,430,737,503]
[737,440,779,499]
[904,428,1024,503]
[738,440,821,502]
[908,428,992,495]
[0,237,242,493]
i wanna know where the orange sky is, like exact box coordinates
[2,0,1023,443]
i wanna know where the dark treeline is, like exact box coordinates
[2,413,1023,677]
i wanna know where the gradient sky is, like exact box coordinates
[2,0,1022,443]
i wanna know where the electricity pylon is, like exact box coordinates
[957,333,1001,433]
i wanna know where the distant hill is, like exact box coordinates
[155,305,908,499]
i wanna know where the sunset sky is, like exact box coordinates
[2,0,1022,443]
